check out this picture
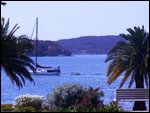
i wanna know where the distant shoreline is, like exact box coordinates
[30,54,107,57]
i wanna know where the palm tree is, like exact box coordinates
[105,26,149,110]
[1,18,35,89]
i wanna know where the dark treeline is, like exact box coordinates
[29,40,72,56]
[56,35,125,55]
[30,35,125,56]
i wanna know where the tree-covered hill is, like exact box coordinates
[56,35,124,54]
[29,40,72,56]
[30,35,125,56]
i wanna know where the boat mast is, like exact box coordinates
[35,17,38,70]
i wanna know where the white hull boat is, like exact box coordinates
[30,18,61,76]
[30,67,60,75]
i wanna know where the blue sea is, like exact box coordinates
[1,55,149,110]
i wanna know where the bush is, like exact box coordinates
[53,86,123,112]
[55,105,123,112]
[43,83,87,110]
[99,101,123,112]
[43,83,105,111]
[14,94,44,110]
[55,107,76,112]
[1,104,13,112]
[73,87,104,109]
[55,102,123,112]
[13,106,53,112]
[13,106,36,112]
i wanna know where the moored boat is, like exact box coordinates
[30,66,60,75]
[30,17,60,75]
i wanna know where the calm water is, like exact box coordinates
[1,55,148,110]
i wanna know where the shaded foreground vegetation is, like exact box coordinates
[1,104,124,112]
[1,83,124,112]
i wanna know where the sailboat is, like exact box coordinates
[30,17,60,75]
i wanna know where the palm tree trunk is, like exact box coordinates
[133,70,146,111]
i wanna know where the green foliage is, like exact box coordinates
[13,106,36,112]
[55,107,75,112]
[13,106,52,112]
[14,94,44,111]
[105,26,149,110]
[55,103,123,112]
[38,108,53,112]
[105,26,149,88]
[30,40,72,56]
[1,103,123,112]
[72,87,104,109]
[44,83,87,109]
[99,101,122,112]
[1,18,35,88]
[1,104,13,112]
[1,104,52,112]
[44,83,105,112]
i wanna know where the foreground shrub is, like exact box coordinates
[99,101,123,112]
[13,106,36,112]
[14,94,44,110]
[13,106,53,112]
[55,102,123,112]
[73,87,104,109]
[1,104,13,112]
[43,83,105,111]
[43,83,87,110]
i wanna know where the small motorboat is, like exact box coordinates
[71,72,80,75]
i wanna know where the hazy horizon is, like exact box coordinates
[1,1,149,41]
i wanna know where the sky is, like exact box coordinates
[1,1,149,41]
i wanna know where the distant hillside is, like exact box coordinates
[29,35,125,56]
[56,35,125,54]
[30,40,72,56]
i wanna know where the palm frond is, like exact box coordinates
[128,70,136,88]
[119,67,133,88]
[106,26,149,88]
[1,17,5,30]
[7,24,19,38]
[5,68,23,89]
[143,71,149,88]
[1,18,9,37]
[120,34,130,41]
[9,64,34,84]
[127,28,135,37]
[107,65,125,84]
[1,18,35,88]
[107,60,117,76]
[10,57,35,71]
